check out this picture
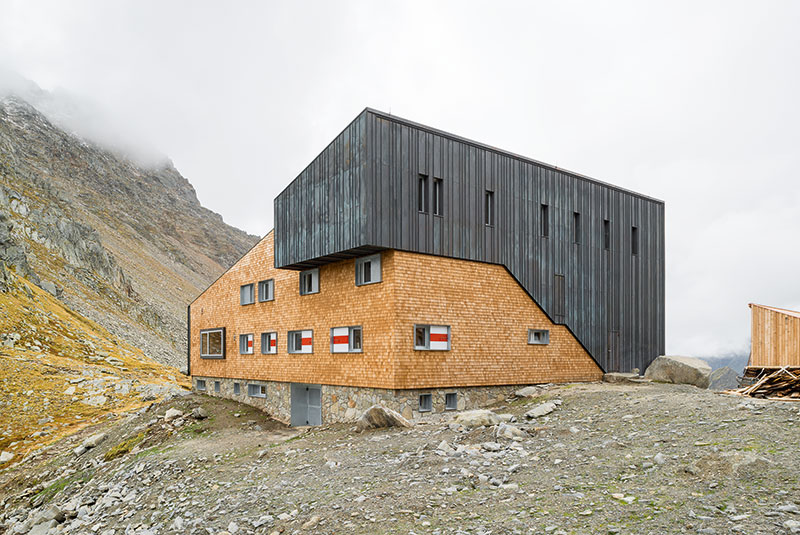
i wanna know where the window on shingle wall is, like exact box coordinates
[288,330,313,354]
[331,326,363,353]
[200,329,225,358]
[414,325,450,350]
[258,279,274,302]
[355,254,381,286]
[240,283,254,305]
[528,329,550,345]
[299,269,319,295]
[239,333,254,355]
[261,332,277,354]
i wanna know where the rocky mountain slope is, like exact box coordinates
[0,94,258,370]
[0,264,189,467]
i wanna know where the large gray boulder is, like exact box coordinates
[644,356,712,388]
[453,409,502,427]
[356,405,414,431]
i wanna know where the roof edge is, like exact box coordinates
[364,107,665,205]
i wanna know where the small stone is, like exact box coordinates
[227,521,239,533]
[64,386,76,396]
[481,442,502,452]
[301,515,320,529]
[191,407,208,419]
[164,408,183,422]
[784,520,800,534]
[82,433,106,449]
[654,452,666,465]
[778,504,800,514]
[578,509,593,516]
[73,445,87,456]
[437,440,454,454]
[495,423,527,441]
[525,402,556,418]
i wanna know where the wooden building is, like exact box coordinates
[748,303,800,371]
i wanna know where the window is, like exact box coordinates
[258,279,274,302]
[288,330,313,354]
[484,190,494,226]
[631,226,639,255]
[214,381,220,393]
[299,269,319,295]
[331,326,363,353]
[603,219,611,250]
[240,283,255,305]
[541,204,549,237]
[233,382,240,395]
[419,394,432,412]
[248,384,266,398]
[414,324,450,350]
[196,379,206,391]
[200,328,225,359]
[445,393,458,411]
[418,174,428,213]
[355,254,381,286]
[239,333,254,355]
[573,212,581,244]
[261,332,277,354]
[433,177,443,216]
[528,329,550,345]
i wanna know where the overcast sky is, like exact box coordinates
[1,0,798,360]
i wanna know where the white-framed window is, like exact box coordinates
[528,329,550,345]
[240,283,255,305]
[258,279,274,302]
[214,381,221,393]
[419,393,432,412]
[299,269,319,295]
[330,326,363,353]
[200,328,225,359]
[196,379,207,391]
[261,332,277,354]
[355,254,381,286]
[445,392,458,410]
[248,384,266,398]
[239,333,254,354]
[233,382,240,395]
[414,324,450,351]
[288,330,313,354]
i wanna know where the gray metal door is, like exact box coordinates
[290,383,322,426]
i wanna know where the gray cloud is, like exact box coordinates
[1,0,798,359]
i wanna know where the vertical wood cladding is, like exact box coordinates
[190,233,601,389]
[749,304,800,368]
[275,109,665,372]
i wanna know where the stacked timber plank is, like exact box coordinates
[723,366,800,400]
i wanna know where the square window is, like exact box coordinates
[239,333,254,355]
[233,382,240,395]
[261,332,277,354]
[288,330,313,354]
[528,329,550,345]
[247,384,266,398]
[240,283,255,305]
[414,324,450,350]
[299,269,319,295]
[419,393,432,412]
[214,381,220,393]
[200,328,225,358]
[196,379,206,391]
[258,279,274,302]
[331,326,363,353]
[445,393,458,411]
[355,254,381,286]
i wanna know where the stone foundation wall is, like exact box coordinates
[192,376,520,424]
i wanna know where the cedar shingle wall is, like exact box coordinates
[750,305,800,367]
[190,232,602,389]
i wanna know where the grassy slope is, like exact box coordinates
[0,270,189,466]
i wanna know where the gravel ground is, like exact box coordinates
[2,381,799,535]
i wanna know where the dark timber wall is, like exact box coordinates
[275,109,665,373]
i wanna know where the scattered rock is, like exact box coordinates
[785,520,800,533]
[0,451,13,463]
[164,408,183,422]
[644,355,712,388]
[525,401,557,418]
[453,409,501,427]
[437,440,455,454]
[495,423,527,441]
[28,520,58,535]
[64,385,76,395]
[514,386,541,397]
[191,407,209,419]
[301,515,320,529]
[356,405,413,431]
[603,372,641,383]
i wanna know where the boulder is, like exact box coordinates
[82,433,106,449]
[32,505,64,524]
[644,356,712,388]
[525,401,557,418]
[191,407,209,419]
[356,405,413,431]
[29,520,58,535]
[709,366,740,391]
[0,451,13,463]
[453,409,501,427]
[514,386,541,398]
[164,408,183,422]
